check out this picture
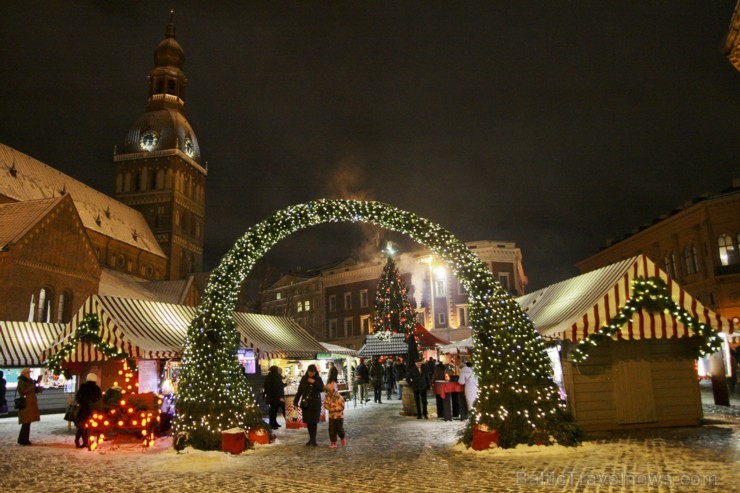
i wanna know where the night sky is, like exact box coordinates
[1,2,738,290]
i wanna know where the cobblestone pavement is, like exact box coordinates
[1,395,738,493]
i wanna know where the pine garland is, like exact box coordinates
[176,199,581,450]
[570,276,723,364]
[47,313,136,375]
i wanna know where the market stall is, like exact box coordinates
[0,321,71,413]
[516,254,734,431]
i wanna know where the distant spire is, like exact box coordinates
[166,9,176,38]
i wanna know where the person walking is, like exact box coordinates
[457,361,478,412]
[393,360,406,400]
[355,359,370,403]
[384,359,395,401]
[16,368,43,446]
[370,358,385,403]
[327,362,339,384]
[74,373,102,449]
[406,360,430,419]
[324,382,347,448]
[263,365,286,429]
[293,364,324,446]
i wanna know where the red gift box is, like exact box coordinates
[471,425,499,451]
[248,427,270,445]
[221,428,246,454]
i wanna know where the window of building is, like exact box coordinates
[682,248,695,275]
[275,292,282,301]
[360,315,371,334]
[344,292,352,310]
[437,312,447,326]
[304,300,311,312]
[498,273,510,291]
[663,254,675,278]
[458,306,467,327]
[457,280,468,295]
[37,287,52,322]
[329,295,336,312]
[718,233,736,266]
[344,317,354,337]
[360,289,368,308]
[296,301,303,313]
[329,319,338,338]
[57,291,71,323]
[434,278,446,298]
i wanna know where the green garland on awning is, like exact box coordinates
[47,313,137,375]
[570,277,723,363]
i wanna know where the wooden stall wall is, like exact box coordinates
[561,338,702,431]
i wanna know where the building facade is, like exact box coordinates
[0,16,205,321]
[576,181,740,323]
[261,240,528,349]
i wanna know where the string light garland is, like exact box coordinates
[47,314,136,376]
[175,199,581,450]
[372,252,417,341]
[570,276,723,364]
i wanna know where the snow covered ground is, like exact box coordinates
[0,391,737,492]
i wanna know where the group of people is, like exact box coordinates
[407,358,478,420]
[353,358,407,403]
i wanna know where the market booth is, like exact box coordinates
[517,254,734,431]
[0,321,70,413]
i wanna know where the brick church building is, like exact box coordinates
[0,15,204,322]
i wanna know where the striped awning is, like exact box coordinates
[232,312,325,360]
[517,254,734,341]
[42,295,190,362]
[320,342,359,357]
[358,333,408,358]
[0,321,65,366]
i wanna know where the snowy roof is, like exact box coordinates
[358,333,408,358]
[141,277,194,304]
[516,254,734,341]
[98,268,159,301]
[0,197,62,249]
[0,143,165,258]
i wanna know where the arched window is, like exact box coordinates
[37,288,52,322]
[718,234,736,266]
[57,291,72,323]
[155,169,165,190]
[124,173,132,192]
[139,168,148,191]
[663,253,677,278]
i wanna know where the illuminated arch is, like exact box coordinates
[175,199,577,450]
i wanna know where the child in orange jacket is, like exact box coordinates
[323,382,346,448]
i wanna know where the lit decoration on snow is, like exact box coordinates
[570,277,723,364]
[175,199,581,450]
[84,360,161,451]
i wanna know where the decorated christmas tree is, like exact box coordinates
[372,247,417,340]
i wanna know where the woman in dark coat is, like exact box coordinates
[293,364,324,446]
[17,368,42,446]
[263,365,285,429]
[327,362,338,384]
[370,359,385,403]
[74,373,102,448]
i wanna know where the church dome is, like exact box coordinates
[119,109,201,164]
[154,36,184,69]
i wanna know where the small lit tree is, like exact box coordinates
[372,246,416,340]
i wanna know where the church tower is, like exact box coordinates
[114,13,206,280]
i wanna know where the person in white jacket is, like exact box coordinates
[457,361,478,411]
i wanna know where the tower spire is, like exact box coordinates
[166,9,176,38]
